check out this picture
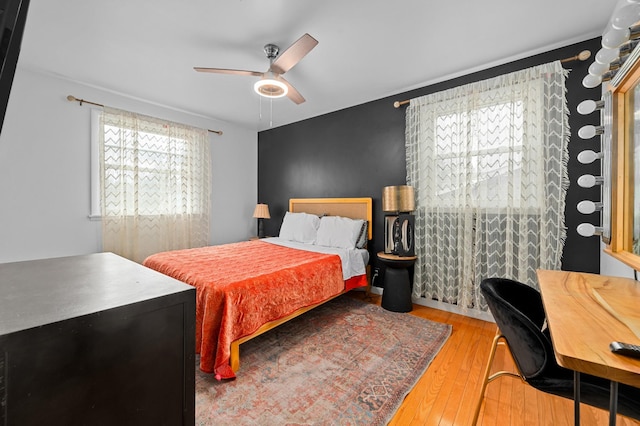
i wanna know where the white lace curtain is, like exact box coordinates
[99,107,211,263]
[405,61,569,313]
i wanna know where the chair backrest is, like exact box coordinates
[480,278,556,379]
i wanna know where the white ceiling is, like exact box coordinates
[18,1,615,132]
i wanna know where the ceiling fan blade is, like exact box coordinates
[277,75,305,104]
[270,33,318,75]
[194,67,263,77]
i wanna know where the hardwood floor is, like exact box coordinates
[350,292,640,426]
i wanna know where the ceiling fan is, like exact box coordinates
[194,33,318,104]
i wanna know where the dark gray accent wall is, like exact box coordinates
[258,38,603,275]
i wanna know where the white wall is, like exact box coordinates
[0,67,257,263]
[600,241,636,279]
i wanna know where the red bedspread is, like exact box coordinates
[143,240,352,379]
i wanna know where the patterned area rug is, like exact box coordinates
[195,296,451,425]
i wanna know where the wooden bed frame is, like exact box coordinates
[229,197,372,372]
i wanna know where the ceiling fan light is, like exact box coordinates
[254,78,288,98]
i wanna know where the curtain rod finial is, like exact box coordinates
[393,99,410,108]
[578,50,591,61]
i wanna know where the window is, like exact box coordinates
[406,62,569,312]
[91,107,211,262]
[434,100,527,208]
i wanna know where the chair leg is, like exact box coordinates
[472,329,502,425]
[472,328,524,425]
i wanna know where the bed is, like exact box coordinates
[143,197,373,380]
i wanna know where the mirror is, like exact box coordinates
[631,78,640,254]
[606,43,640,268]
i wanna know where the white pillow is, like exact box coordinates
[316,216,366,249]
[278,212,320,244]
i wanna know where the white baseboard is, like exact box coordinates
[368,286,495,323]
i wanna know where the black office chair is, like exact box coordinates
[472,277,640,425]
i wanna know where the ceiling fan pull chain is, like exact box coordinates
[270,97,273,128]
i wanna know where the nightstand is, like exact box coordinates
[377,252,417,313]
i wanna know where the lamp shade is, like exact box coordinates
[382,185,415,212]
[252,203,271,219]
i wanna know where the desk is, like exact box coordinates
[537,270,640,425]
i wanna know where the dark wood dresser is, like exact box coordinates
[0,252,195,425]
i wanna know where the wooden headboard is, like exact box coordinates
[289,198,373,241]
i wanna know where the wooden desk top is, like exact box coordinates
[537,269,640,388]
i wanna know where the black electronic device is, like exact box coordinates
[610,341,640,359]
[384,213,414,256]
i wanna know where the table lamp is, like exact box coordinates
[253,203,271,238]
[382,186,415,256]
